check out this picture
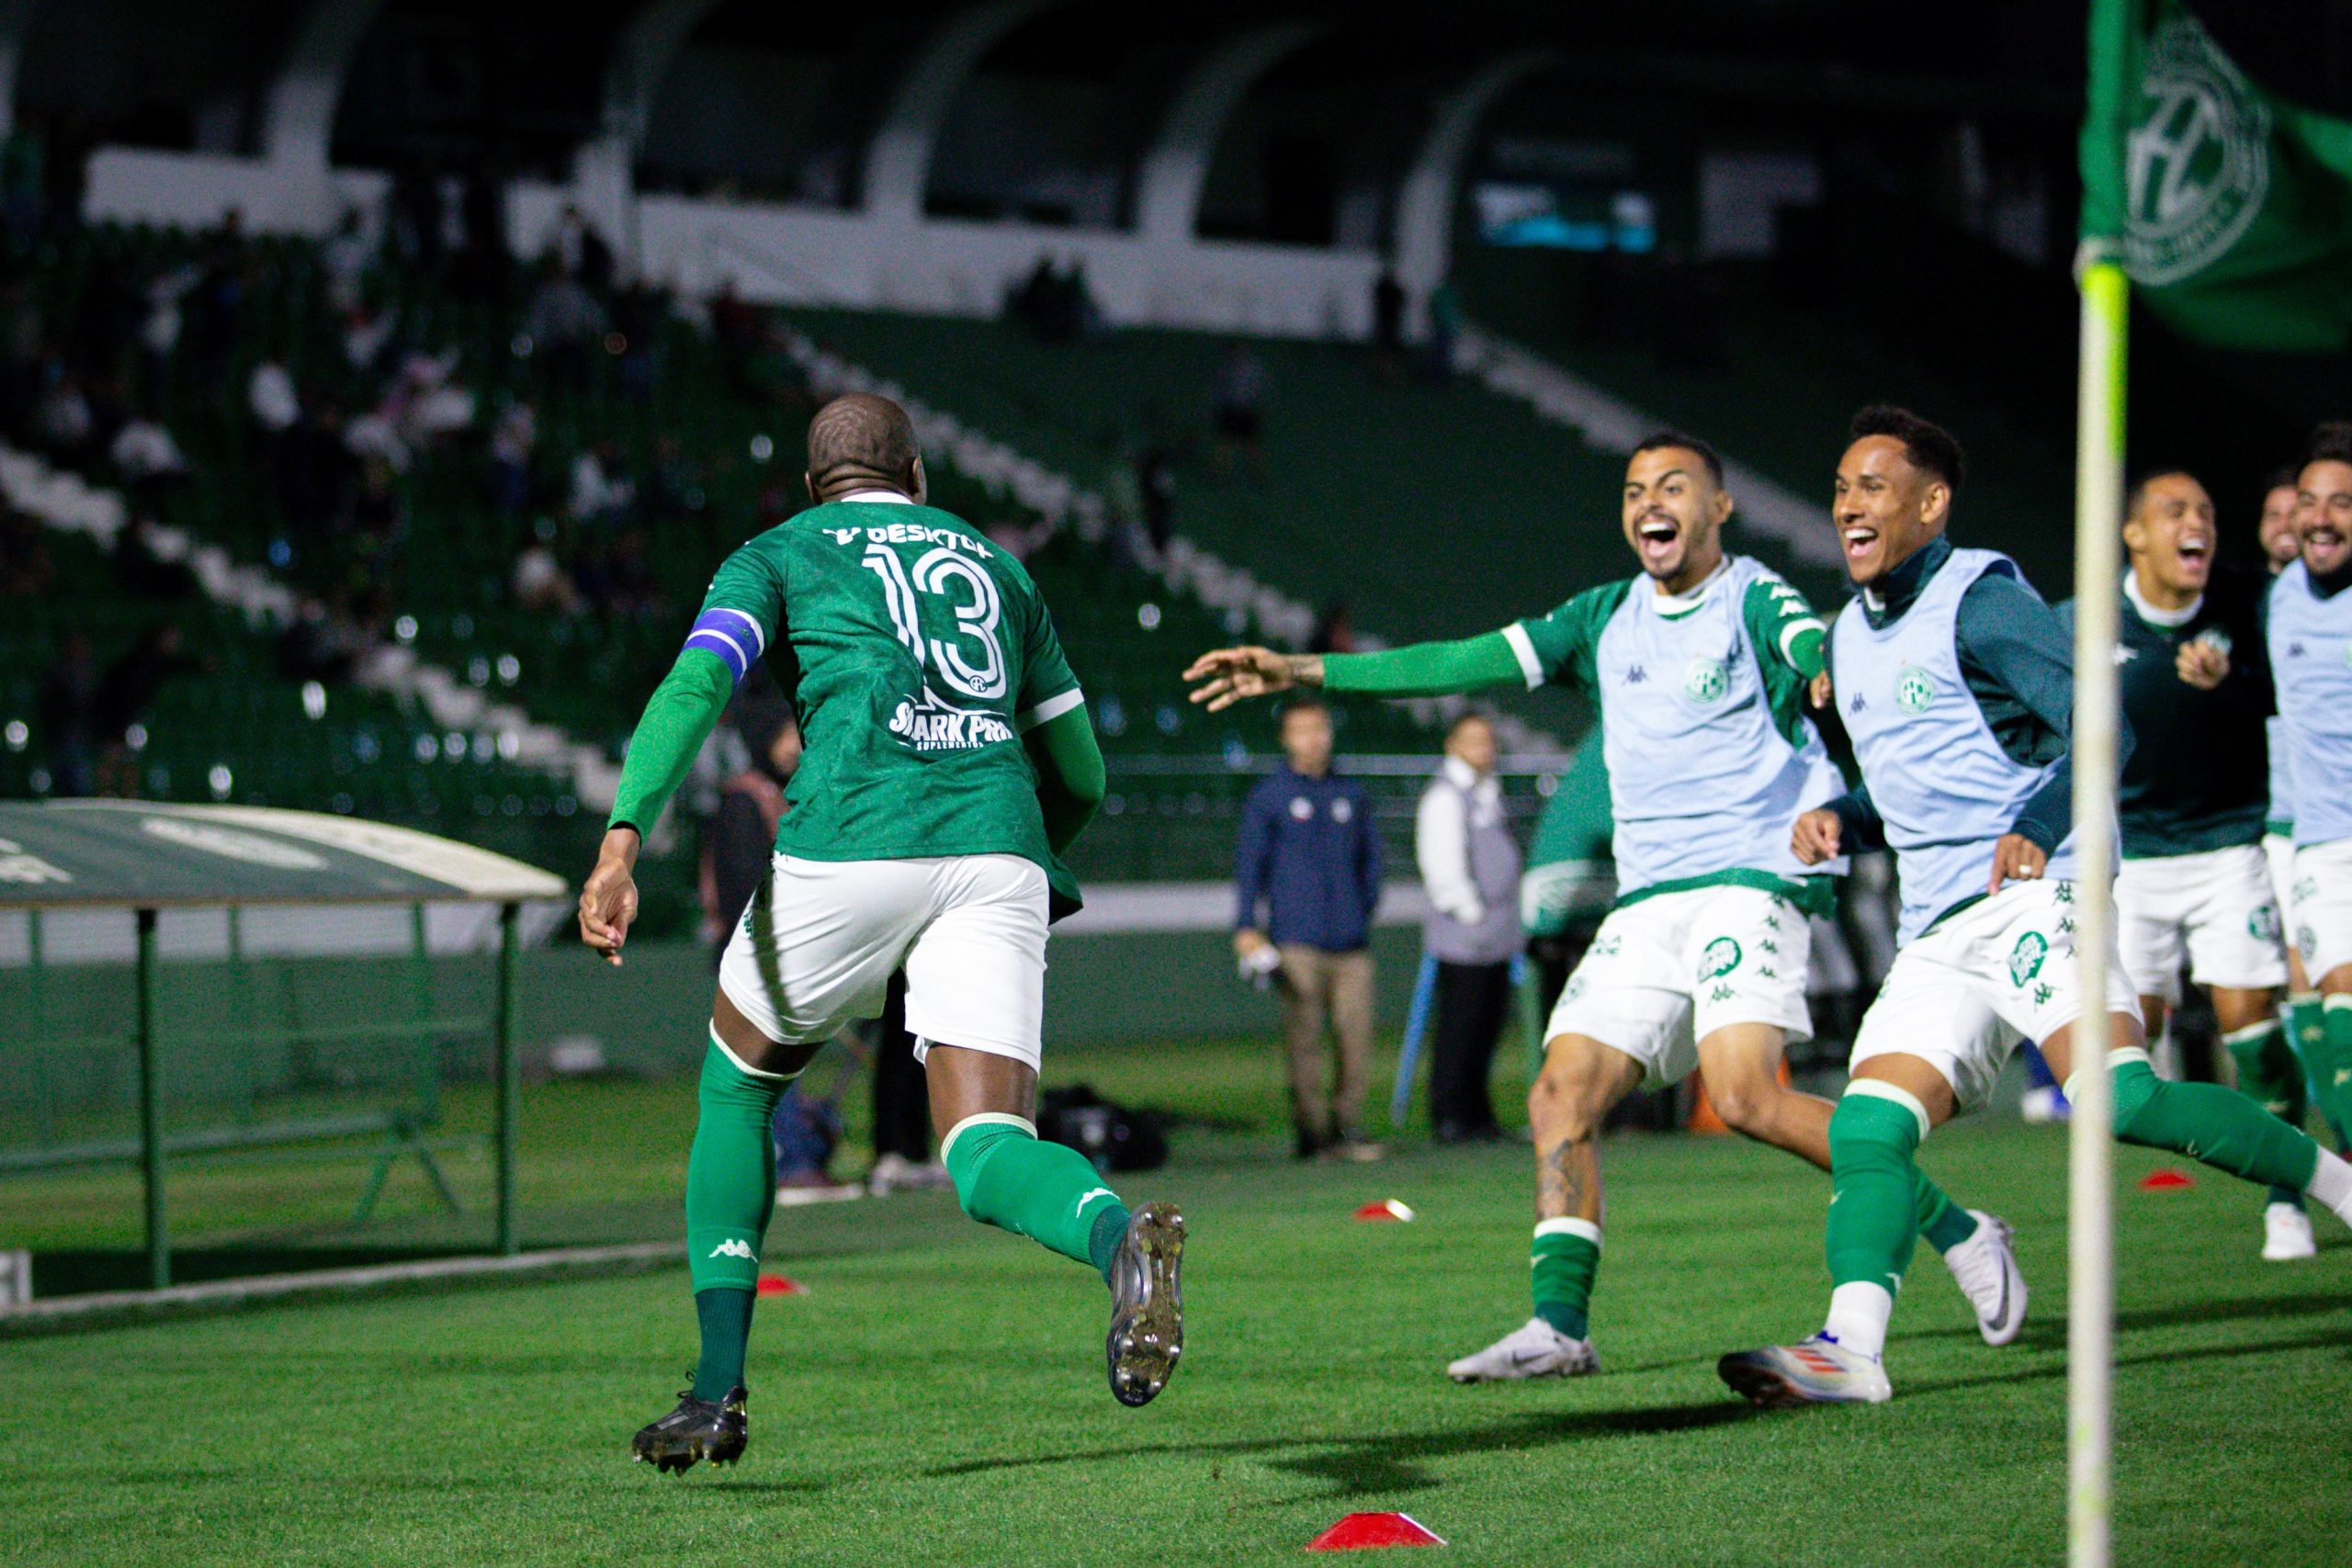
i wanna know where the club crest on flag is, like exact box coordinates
[2125,12,2269,286]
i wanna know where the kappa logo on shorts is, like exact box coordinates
[1894,665,1937,716]
[2008,932,2050,987]
[1590,935,1623,959]
[2299,925,2318,961]
[1682,656,1729,705]
[1699,937,1742,981]
[1565,974,1587,1001]
[1708,983,1735,1003]
[2293,876,2318,904]
[2033,982,2053,1007]
[2250,903,2284,943]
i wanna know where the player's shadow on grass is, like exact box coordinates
[928,1399,1757,1499]
[2010,1290,2352,1351]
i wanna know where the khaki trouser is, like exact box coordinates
[1277,944,1375,1144]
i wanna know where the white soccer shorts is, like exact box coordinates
[1849,877,2141,1111]
[2114,843,2288,1002]
[2290,838,2352,985]
[718,852,1050,1070]
[1543,884,1813,1088]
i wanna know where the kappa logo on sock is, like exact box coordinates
[707,1240,757,1260]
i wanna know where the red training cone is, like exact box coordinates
[1306,1512,1446,1551]
[1352,1199,1416,1223]
[755,1273,807,1296]
[2138,1168,2194,1190]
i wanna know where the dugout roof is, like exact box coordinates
[0,802,567,909]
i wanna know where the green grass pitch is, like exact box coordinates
[6,1039,2349,1566]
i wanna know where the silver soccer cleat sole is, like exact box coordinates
[1106,1201,1186,1407]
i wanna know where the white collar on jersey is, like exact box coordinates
[2123,568,2200,628]
[835,489,915,505]
[1440,753,1496,794]
[1649,555,1730,614]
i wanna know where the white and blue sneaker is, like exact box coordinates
[1446,1317,1599,1382]
[1940,1211,2027,1346]
[1717,1334,1893,1407]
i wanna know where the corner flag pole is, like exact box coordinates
[2068,253,2126,1568]
[2070,2,2137,1562]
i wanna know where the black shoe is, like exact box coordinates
[1105,1201,1186,1407]
[631,1382,748,1473]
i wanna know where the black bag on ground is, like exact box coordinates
[1037,1083,1169,1174]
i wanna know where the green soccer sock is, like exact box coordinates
[684,1033,792,1400]
[1530,1219,1600,1339]
[2226,1021,2307,1211]
[2286,995,2350,1148]
[2089,1055,2322,1194]
[1915,1170,1979,1254]
[1821,1087,1926,1359]
[943,1114,1131,1283]
[2317,998,2352,1145]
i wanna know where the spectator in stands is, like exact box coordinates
[109,415,188,504]
[341,300,397,378]
[278,594,368,685]
[1235,695,1385,1162]
[321,208,376,314]
[0,506,53,597]
[1371,267,1406,377]
[548,202,616,294]
[1420,278,1462,384]
[1210,341,1268,476]
[135,260,198,410]
[513,523,584,617]
[110,513,198,603]
[192,210,248,395]
[1415,711,1521,1144]
[36,630,96,796]
[93,622,201,792]
[248,359,300,435]
[568,439,635,525]
[1309,601,1357,656]
[524,262,609,390]
[489,400,537,516]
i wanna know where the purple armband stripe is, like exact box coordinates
[684,620,752,683]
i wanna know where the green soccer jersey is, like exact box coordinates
[693,497,1085,905]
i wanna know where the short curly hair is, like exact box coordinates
[1849,405,1965,491]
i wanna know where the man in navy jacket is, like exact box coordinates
[1235,697,1385,1160]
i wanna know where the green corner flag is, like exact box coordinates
[2082,0,2352,353]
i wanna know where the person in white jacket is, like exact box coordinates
[1416,712,1522,1142]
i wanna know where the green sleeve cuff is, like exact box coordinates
[1025,702,1106,854]
[1323,632,1524,697]
[606,649,736,834]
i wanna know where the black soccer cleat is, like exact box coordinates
[631,1383,748,1473]
[1105,1201,1186,1407]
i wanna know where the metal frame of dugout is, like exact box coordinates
[0,800,565,1291]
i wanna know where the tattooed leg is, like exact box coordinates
[1526,1035,1644,1223]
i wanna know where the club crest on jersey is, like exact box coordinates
[2008,931,2049,987]
[1699,937,1741,980]
[1894,665,1936,716]
[1682,656,1729,705]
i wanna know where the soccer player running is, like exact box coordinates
[2257,467,2346,1161]
[1719,408,2352,1407]
[579,395,1185,1472]
[2055,471,2307,1260]
[1185,430,2024,1382]
[2271,423,2352,1168]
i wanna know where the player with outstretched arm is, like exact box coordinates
[580,395,1185,1472]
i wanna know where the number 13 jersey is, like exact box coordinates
[691,494,1085,901]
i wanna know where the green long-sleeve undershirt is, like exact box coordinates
[1320,632,1525,697]
[605,648,1104,853]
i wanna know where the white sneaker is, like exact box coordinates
[1717,1333,1893,1406]
[1446,1317,1599,1382]
[2262,1201,2317,1261]
[1939,1210,2027,1346]
[2020,1086,2070,1123]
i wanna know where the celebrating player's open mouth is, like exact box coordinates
[2299,448,2352,576]
[1619,446,1730,592]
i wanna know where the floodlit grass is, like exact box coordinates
[6,1039,2349,1566]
